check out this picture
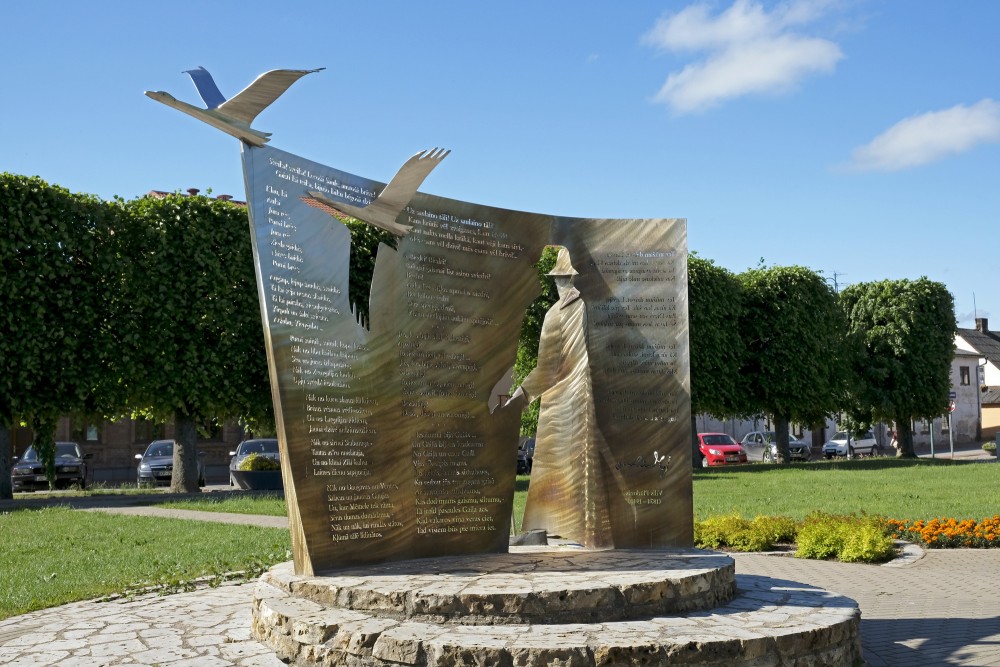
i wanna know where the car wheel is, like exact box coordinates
[824,453,833,460]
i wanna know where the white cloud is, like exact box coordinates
[850,100,1000,171]
[644,0,843,113]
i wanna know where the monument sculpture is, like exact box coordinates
[147,66,692,573]
[147,66,863,666]
[509,248,615,549]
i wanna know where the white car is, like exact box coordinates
[822,431,880,458]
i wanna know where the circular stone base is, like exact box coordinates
[252,547,862,666]
[262,547,735,624]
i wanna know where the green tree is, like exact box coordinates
[0,174,121,496]
[688,254,745,467]
[512,247,559,435]
[739,265,848,463]
[344,218,396,325]
[118,193,271,492]
[840,279,957,458]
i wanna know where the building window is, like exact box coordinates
[960,366,971,386]
[941,414,950,435]
[86,426,99,441]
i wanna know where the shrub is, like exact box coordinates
[983,442,997,453]
[694,513,795,552]
[237,453,280,472]
[795,513,895,563]
[751,515,798,545]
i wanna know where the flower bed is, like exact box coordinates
[887,516,1000,548]
[695,512,1000,561]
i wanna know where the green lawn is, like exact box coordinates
[158,492,287,516]
[0,506,290,621]
[694,458,1000,521]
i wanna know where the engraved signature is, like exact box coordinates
[615,451,671,477]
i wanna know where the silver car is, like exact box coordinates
[135,439,206,487]
[741,431,811,462]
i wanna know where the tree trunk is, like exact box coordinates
[895,418,916,458]
[170,409,202,493]
[691,415,703,469]
[32,417,57,490]
[811,421,826,455]
[773,415,790,464]
[0,423,12,500]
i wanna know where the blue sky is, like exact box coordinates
[4,1,997,328]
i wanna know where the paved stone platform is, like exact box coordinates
[261,548,736,623]
[252,548,862,666]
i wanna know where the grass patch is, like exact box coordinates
[694,459,1000,521]
[156,492,287,516]
[0,506,290,621]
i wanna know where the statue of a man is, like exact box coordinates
[510,248,613,548]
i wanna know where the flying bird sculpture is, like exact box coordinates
[303,148,450,237]
[145,66,324,146]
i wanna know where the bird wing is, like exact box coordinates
[218,68,325,124]
[303,191,412,237]
[370,147,450,217]
[182,66,226,109]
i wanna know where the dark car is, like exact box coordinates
[697,433,748,467]
[11,441,91,491]
[229,438,280,485]
[517,437,535,474]
[135,439,205,487]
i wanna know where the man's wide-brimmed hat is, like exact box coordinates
[546,247,579,277]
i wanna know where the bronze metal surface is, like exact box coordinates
[241,149,689,573]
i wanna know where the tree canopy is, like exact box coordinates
[0,174,120,496]
[116,193,272,492]
[840,278,957,457]
[738,265,848,462]
[688,254,744,419]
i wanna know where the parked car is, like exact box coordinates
[517,437,535,474]
[11,442,91,491]
[697,433,747,467]
[135,439,205,487]
[229,438,280,485]
[740,431,811,462]
[822,431,880,459]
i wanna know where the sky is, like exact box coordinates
[3,1,997,329]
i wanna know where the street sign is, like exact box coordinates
[949,391,958,399]
[950,400,956,413]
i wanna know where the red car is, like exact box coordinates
[697,433,748,467]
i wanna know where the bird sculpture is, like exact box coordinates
[145,66,324,146]
[303,148,450,237]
